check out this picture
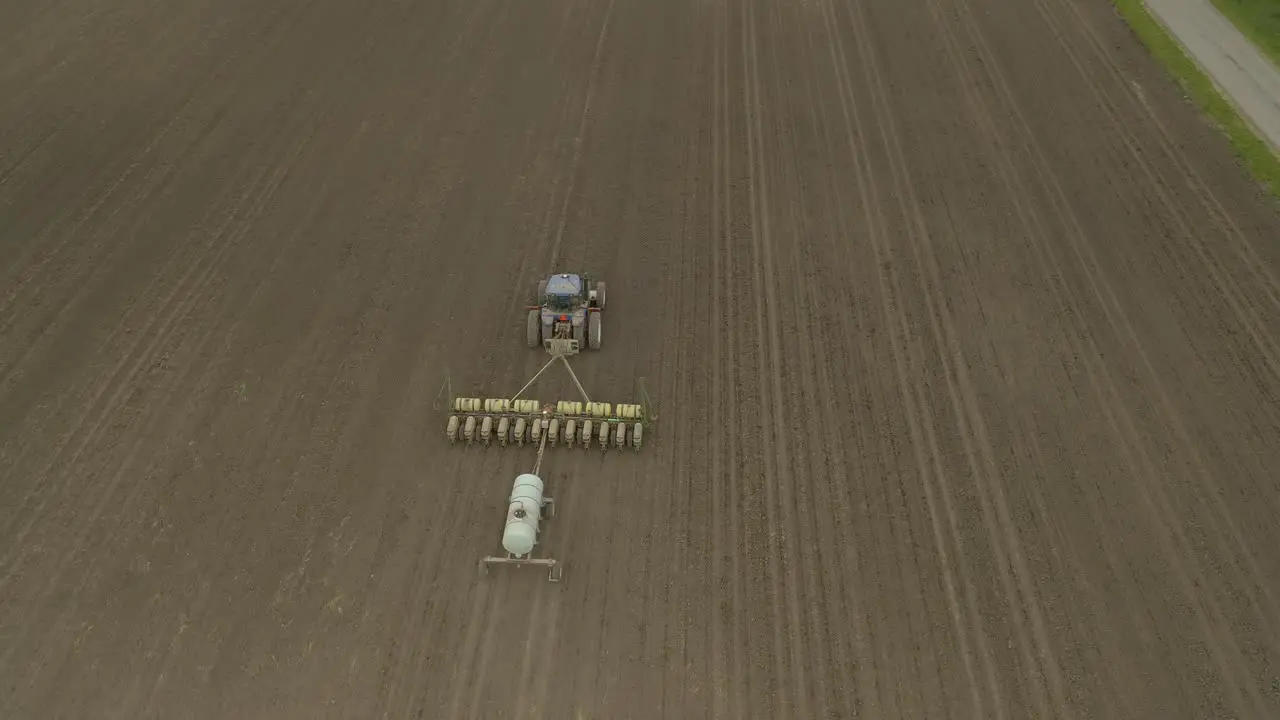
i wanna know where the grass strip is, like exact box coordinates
[1210,0,1280,69]
[1112,0,1280,198]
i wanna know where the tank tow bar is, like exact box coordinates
[467,344,649,583]
[476,351,578,582]
[478,408,562,582]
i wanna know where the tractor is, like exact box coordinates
[526,273,605,354]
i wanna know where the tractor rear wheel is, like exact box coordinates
[589,311,602,350]
[595,281,607,309]
[527,309,540,348]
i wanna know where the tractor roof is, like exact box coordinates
[545,273,582,295]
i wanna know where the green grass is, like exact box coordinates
[1111,0,1280,199]
[1211,0,1280,69]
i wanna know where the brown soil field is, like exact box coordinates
[3,0,1280,717]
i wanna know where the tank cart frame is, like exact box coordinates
[479,410,563,582]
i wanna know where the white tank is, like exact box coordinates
[501,473,544,557]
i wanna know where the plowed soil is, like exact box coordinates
[3,0,1280,717]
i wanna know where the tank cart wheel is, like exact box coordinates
[588,311,602,350]
[594,281,606,309]
[526,309,540,348]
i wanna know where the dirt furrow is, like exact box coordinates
[740,0,811,716]
[796,16,921,719]
[706,3,736,716]
[857,1,1077,714]
[944,1,1279,712]
[1014,0,1280,644]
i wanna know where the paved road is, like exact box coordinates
[3,0,1280,718]
[1146,0,1280,150]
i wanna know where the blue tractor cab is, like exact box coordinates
[526,273,607,354]
[544,274,582,311]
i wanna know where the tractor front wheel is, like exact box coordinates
[595,281,607,309]
[589,311,602,350]
[527,309,540,348]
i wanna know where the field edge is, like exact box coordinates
[1113,0,1280,199]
